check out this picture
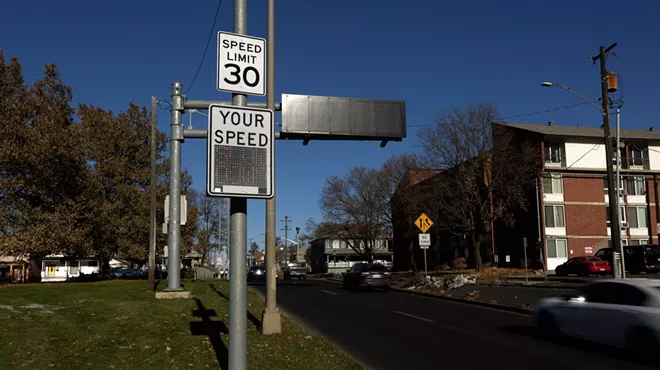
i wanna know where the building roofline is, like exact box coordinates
[494,121,660,141]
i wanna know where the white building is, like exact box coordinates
[40,254,102,282]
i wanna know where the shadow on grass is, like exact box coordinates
[500,325,659,368]
[190,298,229,369]
[209,284,261,331]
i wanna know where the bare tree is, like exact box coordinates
[248,241,260,266]
[191,190,225,266]
[319,167,390,262]
[416,102,540,271]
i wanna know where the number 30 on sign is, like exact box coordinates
[217,31,266,96]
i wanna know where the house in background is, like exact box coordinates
[39,254,102,282]
[0,254,30,283]
[309,237,393,274]
[391,121,660,272]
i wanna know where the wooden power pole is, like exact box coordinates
[148,96,157,290]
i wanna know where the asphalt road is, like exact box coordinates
[251,279,657,370]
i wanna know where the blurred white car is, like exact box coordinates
[532,279,660,357]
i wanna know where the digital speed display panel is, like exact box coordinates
[207,104,274,199]
[213,145,268,191]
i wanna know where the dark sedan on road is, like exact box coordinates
[247,265,266,281]
[342,263,390,291]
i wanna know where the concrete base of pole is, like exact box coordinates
[155,291,192,299]
[260,308,282,334]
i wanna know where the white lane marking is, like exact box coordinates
[322,290,337,295]
[393,310,435,323]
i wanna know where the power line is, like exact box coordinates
[185,0,224,94]
[408,100,596,128]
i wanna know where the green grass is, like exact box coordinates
[0,280,363,370]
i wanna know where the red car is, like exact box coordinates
[555,256,611,277]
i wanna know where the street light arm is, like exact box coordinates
[552,84,604,113]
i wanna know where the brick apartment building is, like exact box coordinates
[391,121,660,272]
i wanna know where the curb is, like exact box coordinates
[391,287,532,315]
[478,282,580,290]
[324,278,531,315]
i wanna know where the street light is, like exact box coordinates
[541,80,626,278]
[540,82,604,112]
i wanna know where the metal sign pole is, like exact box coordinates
[166,83,184,291]
[261,0,281,333]
[423,246,428,278]
[523,237,528,283]
[229,0,248,369]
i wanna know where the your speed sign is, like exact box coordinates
[217,31,266,96]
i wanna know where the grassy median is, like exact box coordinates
[0,280,363,370]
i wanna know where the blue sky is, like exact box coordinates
[2,0,659,249]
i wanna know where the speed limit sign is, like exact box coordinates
[217,31,266,96]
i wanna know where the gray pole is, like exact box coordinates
[284,216,289,263]
[226,198,230,280]
[423,244,428,278]
[220,199,226,279]
[616,106,626,278]
[148,96,157,291]
[523,237,529,283]
[229,0,248,368]
[166,83,184,291]
[262,0,282,334]
[296,227,300,263]
[535,180,547,281]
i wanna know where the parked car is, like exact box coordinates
[532,279,660,359]
[342,263,390,292]
[554,256,610,277]
[247,265,266,281]
[283,263,307,280]
[595,245,660,274]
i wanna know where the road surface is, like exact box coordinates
[252,279,655,370]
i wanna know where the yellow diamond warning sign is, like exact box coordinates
[414,213,434,233]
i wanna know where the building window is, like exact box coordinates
[86,260,98,267]
[544,142,562,164]
[627,176,646,196]
[606,206,627,225]
[604,177,624,196]
[608,239,629,247]
[69,263,79,275]
[543,174,563,194]
[630,145,648,166]
[612,147,621,166]
[631,239,649,245]
[544,205,565,228]
[547,239,568,258]
[628,206,648,229]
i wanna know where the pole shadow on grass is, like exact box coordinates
[209,284,262,331]
[190,298,229,369]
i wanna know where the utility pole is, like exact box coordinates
[296,227,301,263]
[148,96,157,291]
[281,216,292,263]
[228,1,249,368]
[261,0,282,336]
[592,43,622,276]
